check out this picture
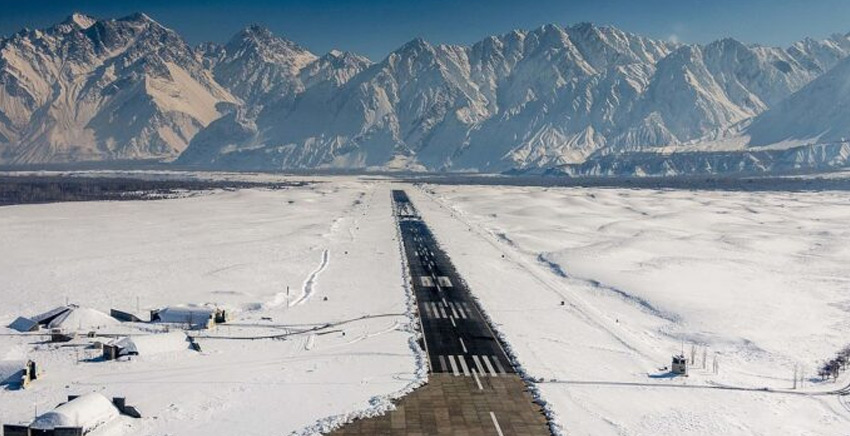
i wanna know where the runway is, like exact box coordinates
[330,190,550,435]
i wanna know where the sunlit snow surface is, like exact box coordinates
[2,174,849,435]
[412,184,850,435]
[0,179,422,435]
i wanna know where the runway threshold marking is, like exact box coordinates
[490,412,505,436]
[456,355,471,375]
[483,355,499,376]
[472,355,486,374]
[423,303,434,318]
[448,355,460,376]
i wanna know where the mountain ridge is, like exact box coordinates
[2,12,850,175]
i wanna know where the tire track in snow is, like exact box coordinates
[290,249,330,307]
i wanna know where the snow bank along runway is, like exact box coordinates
[411,184,850,436]
[0,179,422,436]
[331,190,549,435]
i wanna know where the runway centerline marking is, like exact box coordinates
[472,369,484,390]
[490,412,505,436]
[459,337,468,354]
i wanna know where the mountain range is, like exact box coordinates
[2,12,850,175]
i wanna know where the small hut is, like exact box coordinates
[0,360,37,389]
[102,332,190,361]
[3,394,141,436]
[672,354,688,375]
[29,393,119,434]
[150,306,228,330]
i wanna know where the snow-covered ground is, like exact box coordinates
[410,184,850,435]
[3,173,849,435]
[0,180,423,435]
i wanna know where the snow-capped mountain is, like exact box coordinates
[177,33,372,167]
[0,13,235,164]
[4,13,850,175]
[180,23,850,172]
[745,52,850,147]
[200,25,318,107]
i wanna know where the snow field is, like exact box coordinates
[0,180,422,435]
[410,184,850,435]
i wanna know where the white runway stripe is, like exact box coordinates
[472,355,486,375]
[427,302,438,318]
[438,305,448,318]
[423,302,434,318]
[438,355,448,372]
[456,355,470,376]
[456,304,467,319]
[490,355,507,374]
[448,302,460,318]
[472,369,484,390]
[448,355,460,376]
[490,412,505,436]
[482,355,498,376]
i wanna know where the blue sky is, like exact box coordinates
[1,0,849,61]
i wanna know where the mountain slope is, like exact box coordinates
[0,13,236,164]
[181,23,850,172]
[746,53,850,146]
[3,13,850,174]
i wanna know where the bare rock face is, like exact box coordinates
[0,13,236,164]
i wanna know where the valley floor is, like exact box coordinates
[0,178,422,435]
[1,173,849,435]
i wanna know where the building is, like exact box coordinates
[102,332,190,361]
[0,360,37,389]
[149,306,229,330]
[672,354,688,375]
[3,394,141,436]
[8,305,117,333]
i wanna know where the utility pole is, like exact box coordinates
[702,347,707,369]
[793,364,798,389]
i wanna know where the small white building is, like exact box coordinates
[30,393,119,434]
[150,306,228,330]
[0,360,37,389]
[8,305,118,333]
[103,332,190,360]
[47,307,119,331]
